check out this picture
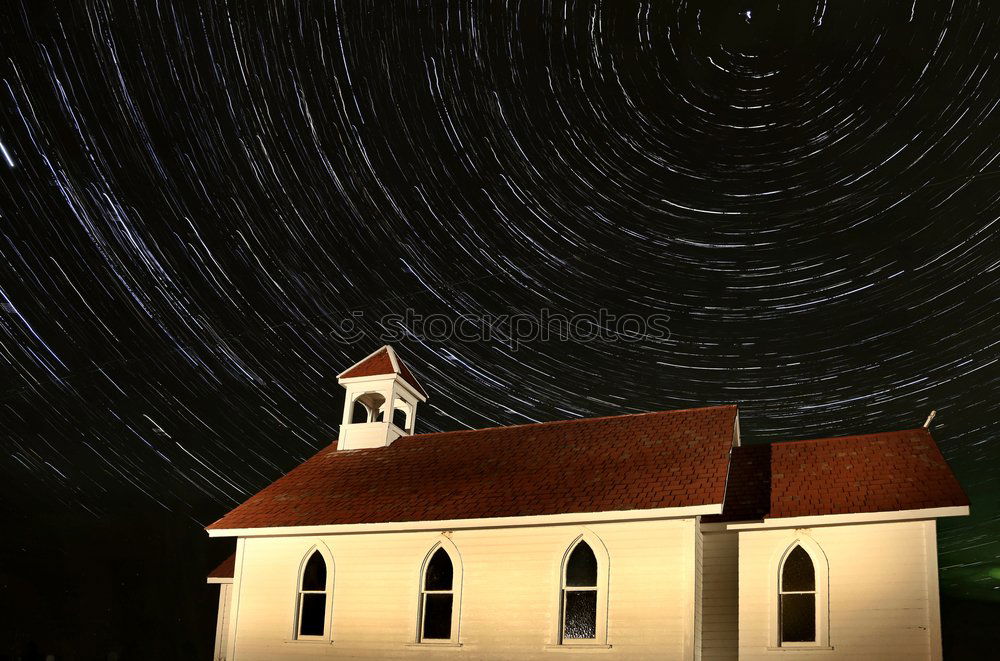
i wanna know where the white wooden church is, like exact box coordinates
[206,346,968,660]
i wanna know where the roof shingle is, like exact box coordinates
[339,347,394,379]
[208,405,738,530]
[768,428,968,518]
[706,428,968,522]
[339,346,428,398]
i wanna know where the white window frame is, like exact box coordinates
[416,539,463,645]
[768,537,831,650]
[556,532,610,647]
[292,544,334,643]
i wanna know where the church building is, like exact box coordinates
[205,346,968,660]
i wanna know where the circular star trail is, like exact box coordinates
[1,1,998,656]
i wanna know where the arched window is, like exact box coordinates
[296,550,330,639]
[561,540,600,642]
[352,392,385,423]
[419,546,460,642]
[351,399,369,423]
[390,398,413,431]
[393,406,408,429]
[779,545,816,644]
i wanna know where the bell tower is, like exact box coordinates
[336,345,428,450]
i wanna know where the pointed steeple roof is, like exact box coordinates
[337,345,428,399]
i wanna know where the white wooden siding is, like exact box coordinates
[226,519,697,660]
[693,522,704,661]
[214,583,232,661]
[737,520,940,660]
[700,531,738,661]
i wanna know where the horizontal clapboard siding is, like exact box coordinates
[229,518,698,660]
[701,531,738,660]
[738,520,938,660]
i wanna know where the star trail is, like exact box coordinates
[1,1,998,657]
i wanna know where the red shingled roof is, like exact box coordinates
[339,346,428,398]
[769,428,968,518]
[208,552,236,579]
[706,428,968,522]
[339,347,394,379]
[207,405,738,530]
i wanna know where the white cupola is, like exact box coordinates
[336,345,428,450]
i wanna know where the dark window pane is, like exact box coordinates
[393,407,408,428]
[566,542,598,587]
[422,593,453,639]
[425,548,453,591]
[563,590,597,639]
[781,594,816,643]
[299,593,326,636]
[782,547,815,592]
[302,551,327,591]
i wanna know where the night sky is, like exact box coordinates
[1,1,998,659]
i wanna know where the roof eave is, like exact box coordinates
[206,502,724,538]
[722,504,969,531]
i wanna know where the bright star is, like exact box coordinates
[0,140,14,168]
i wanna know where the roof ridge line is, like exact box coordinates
[404,404,738,439]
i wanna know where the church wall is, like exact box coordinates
[737,519,941,661]
[693,523,703,661]
[226,517,700,660]
[213,582,232,661]
[700,530,738,661]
